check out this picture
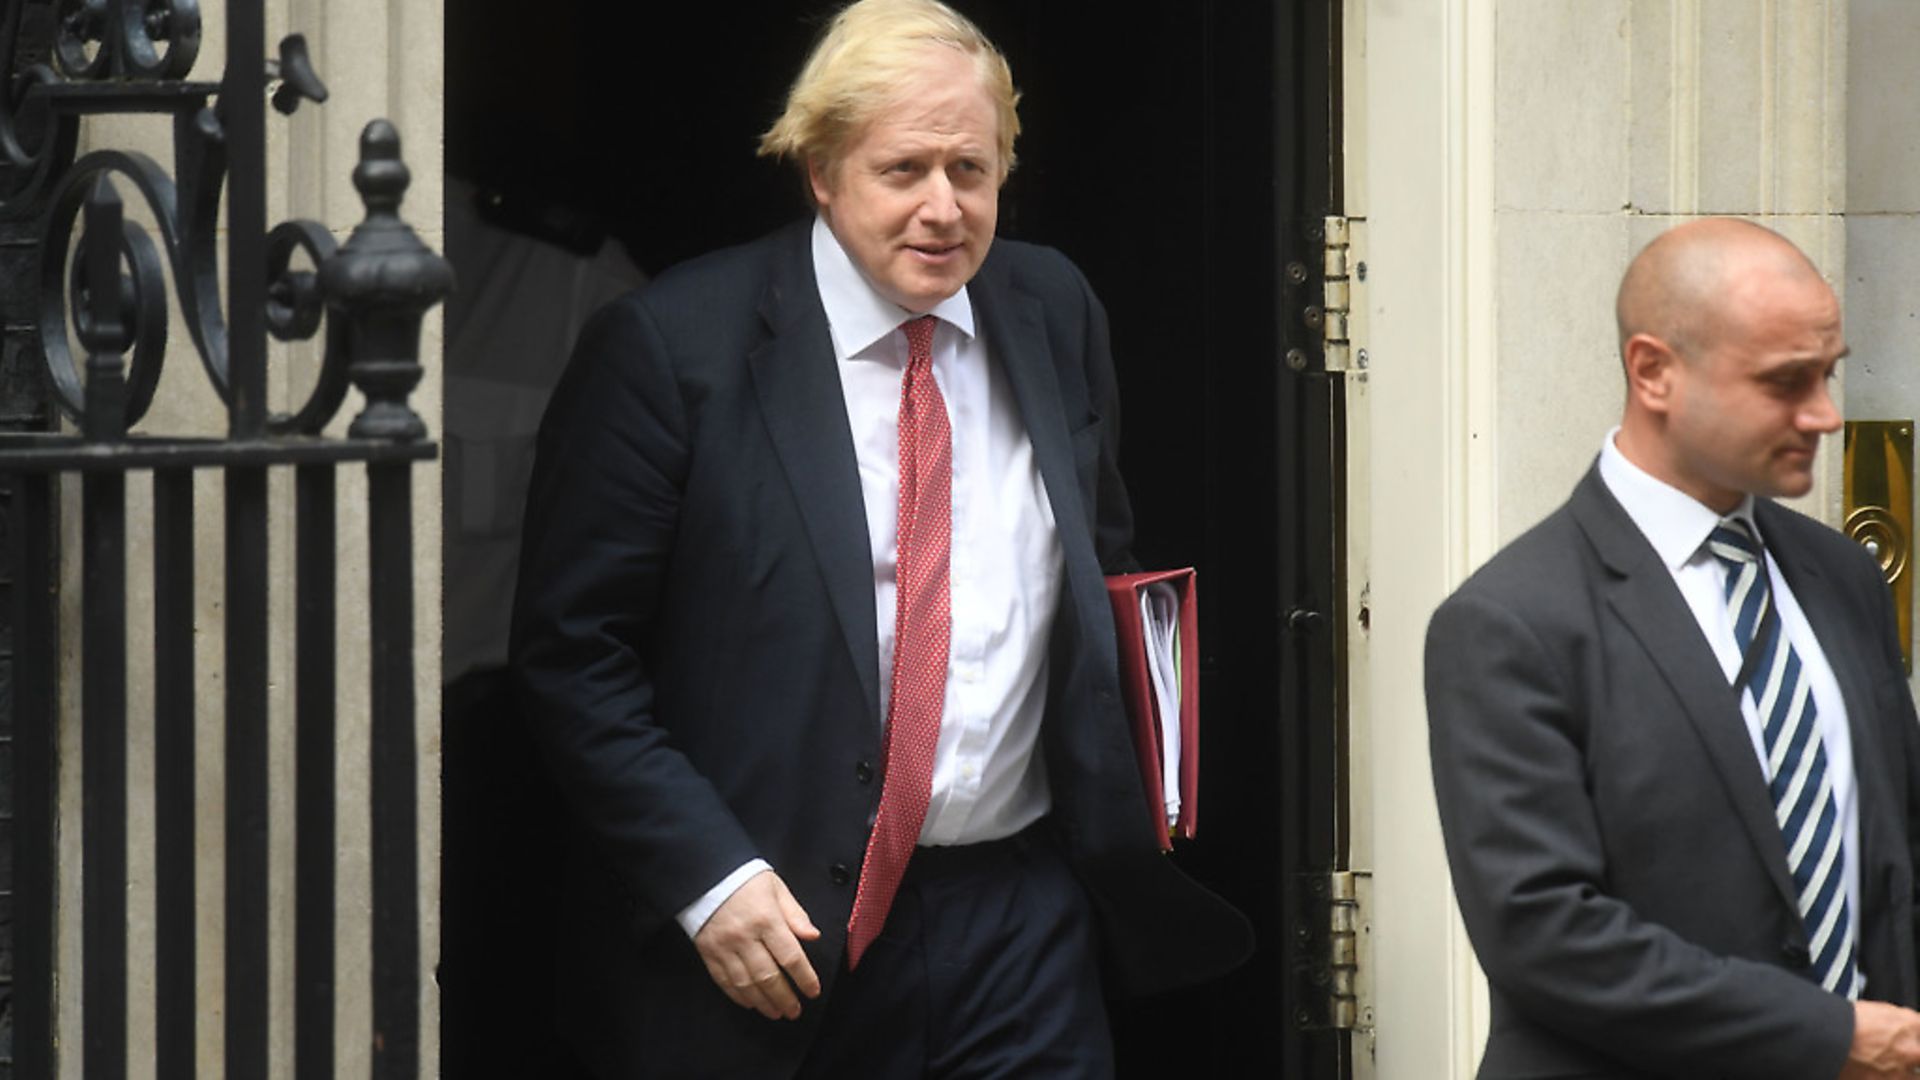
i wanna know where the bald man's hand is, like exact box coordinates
[1839,1001,1920,1078]
[693,870,823,1020]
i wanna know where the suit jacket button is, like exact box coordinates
[855,760,875,784]
[1781,940,1811,968]
[829,863,851,886]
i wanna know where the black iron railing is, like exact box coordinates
[0,1,447,1077]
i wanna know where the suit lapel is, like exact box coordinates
[745,237,1103,731]
[973,259,1097,584]
[745,227,882,724]
[1758,502,1894,903]
[1570,469,1801,913]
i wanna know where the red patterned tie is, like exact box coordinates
[847,315,950,968]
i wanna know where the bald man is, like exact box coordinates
[1426,219,1920,1079]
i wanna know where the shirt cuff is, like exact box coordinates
[676,859,773,939]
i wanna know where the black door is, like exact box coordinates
[440,2,1345,1076]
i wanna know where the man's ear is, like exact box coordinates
[1623,333,1680,416]
[807,156,834,211]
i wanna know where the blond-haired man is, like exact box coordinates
[1428,219,1920,1078]
[512,2,1250,1076]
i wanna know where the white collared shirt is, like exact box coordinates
[1597,430,1861,944]
[677,218,1063,936]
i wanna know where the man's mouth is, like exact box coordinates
[906,242,964,261]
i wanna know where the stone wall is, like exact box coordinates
[1352,1,1856,1076]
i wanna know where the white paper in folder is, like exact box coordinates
[1139,581,1183,828]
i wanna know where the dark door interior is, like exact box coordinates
[439,2,1344,1076]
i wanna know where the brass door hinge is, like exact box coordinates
[1321,216,1364,374]
[1327,869,1372,1031]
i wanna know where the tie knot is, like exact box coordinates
[1707,516,1762,566]
[901,316,937,364]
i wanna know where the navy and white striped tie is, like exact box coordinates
[1707,517,1860,998]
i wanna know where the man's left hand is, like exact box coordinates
[692,869,823,1020]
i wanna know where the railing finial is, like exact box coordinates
[320,120,453,441]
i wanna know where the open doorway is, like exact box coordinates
[439,2,1345,1076]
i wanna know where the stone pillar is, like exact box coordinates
[1496,0,1848,538]
[1840,0,1920,678]
[1351,2,1850,1076]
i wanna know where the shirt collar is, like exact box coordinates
[811,214,975,360]
[1598,427,1761,569]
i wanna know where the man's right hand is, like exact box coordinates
[1840,1001,1920,1078]
[692,870,823,1020]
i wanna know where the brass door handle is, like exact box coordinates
[1844,421,1913,671]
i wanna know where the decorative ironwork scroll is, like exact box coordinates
[4,5,354,434]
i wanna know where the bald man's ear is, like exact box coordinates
[1622,332,1682,416]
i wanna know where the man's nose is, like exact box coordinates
[1803,381,1843,435]
[919,172,961,225]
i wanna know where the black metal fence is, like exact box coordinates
[0,1,445,1076]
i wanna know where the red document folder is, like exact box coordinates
[1103,568,1199,851]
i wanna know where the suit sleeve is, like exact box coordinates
[509,294,761,938]
[1425,591,1853,1080]
[1860,545,1920,988]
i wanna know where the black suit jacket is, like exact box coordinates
[1426,465,1920,1079]
[511,220,1251,1078]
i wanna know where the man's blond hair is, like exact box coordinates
[758,0,1020,193]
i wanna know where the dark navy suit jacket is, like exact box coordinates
[511,220,1251,1078]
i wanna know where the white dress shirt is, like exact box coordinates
[1598,431,1861,946]
[677,218,1064,936]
